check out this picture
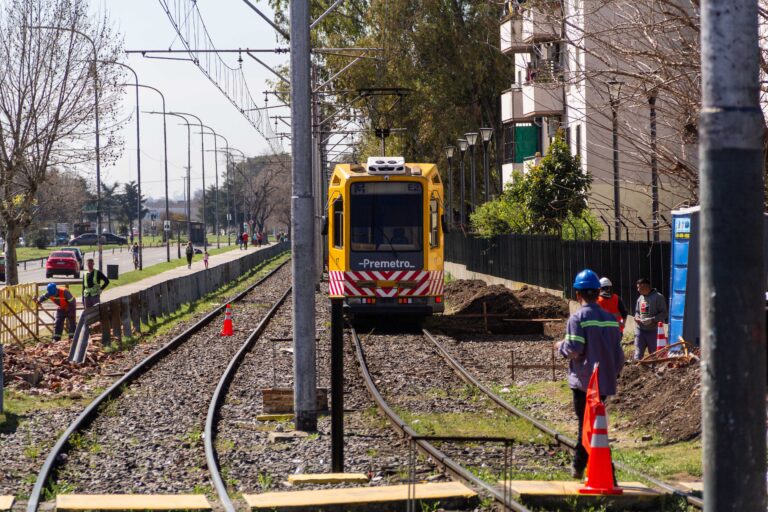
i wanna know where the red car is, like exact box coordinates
[46,250,80,279]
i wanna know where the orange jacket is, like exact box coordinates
[48,288,73,310]
[598,294,624,332]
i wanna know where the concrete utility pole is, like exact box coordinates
[290,0,317,432]
[700,2,766,511]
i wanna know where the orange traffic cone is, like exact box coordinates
[579,403,622,495]
[221,304,234,336]
[656,321,667,352]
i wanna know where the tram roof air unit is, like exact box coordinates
[367,156,406,174]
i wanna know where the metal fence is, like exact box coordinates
[445,232,671,309]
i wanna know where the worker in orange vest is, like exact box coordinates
[36,283,77,342]
[597,277,628,333]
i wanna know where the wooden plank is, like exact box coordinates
[287,473,370,485]
[130,293,141,334]
[110,299,122,346]
[243,482,477,510]
[99,303,111,347]
[120,296,131,338]
[0,496,14,510]
[501,480,665,511]
[56,494,211,510]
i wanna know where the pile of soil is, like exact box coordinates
[437,280,568,335]
[444,279,568,319]
[612,363,701,443]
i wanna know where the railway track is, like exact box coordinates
[352,325,704,511]
[422,328,705,510]
[26,257,291,511]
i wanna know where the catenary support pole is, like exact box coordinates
[611,100,621,241]
[291,0,318,432]
[330,298,344,471]
[700,1,766,511]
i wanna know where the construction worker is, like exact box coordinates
[36,283,77,342]
[633,277,668,359]
[82,258,109,308]
[555,269,624,479]
[597,277,628,333]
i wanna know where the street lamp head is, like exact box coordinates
[607,80,624,103]
[445,145,455,159]
[480,127,494,143]
[457,138,469,153]
[464,132,479,146]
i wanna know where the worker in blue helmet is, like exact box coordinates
[36,282,77,342]
[555,269,624,479]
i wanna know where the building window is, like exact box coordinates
[503,122,541,164]
[576,124,582,158]
[503,123,515,164]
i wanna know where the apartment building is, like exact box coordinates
[498,0,694,240]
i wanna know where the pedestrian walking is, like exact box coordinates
[36,283,77,342]
[242,232,248,249]
[82,258,109,308]
[131,242,140,270]
[633,278,668,359]
[185,241,194,269]
[597,277,628,333]
[555,269,624,479]
[203,250,209,269]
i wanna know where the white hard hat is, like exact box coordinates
[599,277,612,288]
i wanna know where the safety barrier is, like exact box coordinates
[69,242,289,361]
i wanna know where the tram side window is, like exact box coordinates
[333,199,343,248]
[430,199,439,248]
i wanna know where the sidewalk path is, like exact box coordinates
[100,244,279,303]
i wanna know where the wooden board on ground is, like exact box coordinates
[0,496,14,511]
[502,480,667,511]
[287,473,370,485]
[56,494,211,510]
[243,482,477,511]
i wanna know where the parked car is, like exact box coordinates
[102,232,128,245]
[55,233,69,246]
[0,255,5,282]
[45,250,80,279]
[59,247,84,268]
[69,233,105,246]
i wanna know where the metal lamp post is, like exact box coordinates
[457,138,469,226]
[608,80,624,241]
[136,85,170,262]
[171,111,208,250]
[444,146,455,228]
[480,127,494,203]
[154,112,193,242]
[29,25,103,271]
[197,124,223,249]
[465,132,479,213]
[228,148,248,240]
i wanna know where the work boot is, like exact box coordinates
[570,467,584,479]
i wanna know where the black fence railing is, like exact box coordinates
[445,232,671,310]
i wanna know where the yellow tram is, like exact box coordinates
[327,157,445,316]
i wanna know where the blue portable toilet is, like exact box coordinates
[669,206,768,348]
[668,207,699,347]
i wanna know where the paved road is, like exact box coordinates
[6,243,233,285]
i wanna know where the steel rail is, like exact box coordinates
[422,329,705,509]
[205,286,292,512]
[26,256,290,512]
[350,326,533,512]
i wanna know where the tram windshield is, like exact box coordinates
[350,181,423,252]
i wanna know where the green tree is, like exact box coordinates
[471,132,600,240]
[116,181,148,236]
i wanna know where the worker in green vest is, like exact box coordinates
[82,258,110,308]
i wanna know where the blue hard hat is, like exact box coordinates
[573,269,601,290]
[47,283,58,295]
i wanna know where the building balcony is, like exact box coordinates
[521,83,564,117]
[501,88,524,122]
[522,3,560,43]
[500,16,529,53]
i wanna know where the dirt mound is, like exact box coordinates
[612,363,701,443]
[445,279,568,319]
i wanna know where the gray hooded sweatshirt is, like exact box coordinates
[634,289,668,332]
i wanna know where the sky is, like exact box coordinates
[90,0,289,201]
